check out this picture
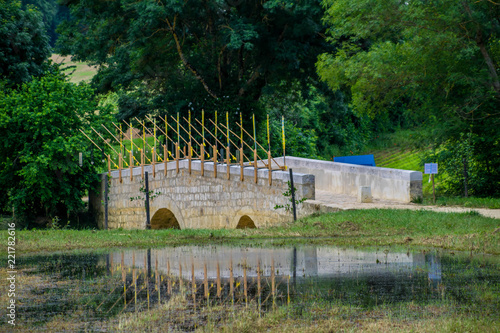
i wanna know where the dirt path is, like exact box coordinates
[305,190,500,219]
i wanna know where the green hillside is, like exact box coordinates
[361,129,439,197]
[50,54,98,83]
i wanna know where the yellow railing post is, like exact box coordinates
[240,147,244,181]
[141,148,144,179]
[201,144,205,176]
[164,145,167,177]
[107,154,111,177]
[129,150,133,181]
[254,149,257,183]
[175,143,179,174]
[188,142,192,174]
[213,145,217,178]
[152,147,156,178]
[226,146,230,180]
[119,153,122,183]
[268,150,272,186]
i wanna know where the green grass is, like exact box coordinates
[5,209,499,255]
[113,297,500,333]
[422,196,500,209]
[50,54,98,83]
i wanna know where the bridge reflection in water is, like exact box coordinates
[99,246,442,314]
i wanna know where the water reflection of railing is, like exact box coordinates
[92,246,443,315]
[101,250,294,315]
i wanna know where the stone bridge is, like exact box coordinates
[90,159,315,229]
[89,157,422,230]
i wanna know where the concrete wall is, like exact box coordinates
[276,156,422,203]
[89,160,315,230]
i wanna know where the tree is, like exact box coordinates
[21,0,71,47]
[0,72,113,224]
[0,0,51,86]
[317,0,500,196]
[57,0,329,120]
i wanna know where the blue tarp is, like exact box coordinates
[333,154,376,167]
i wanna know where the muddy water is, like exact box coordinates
[4,245,500,331]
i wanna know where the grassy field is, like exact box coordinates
[50,54,98,83]
[5,209,499,255]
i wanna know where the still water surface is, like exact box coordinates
[5,245,500,330]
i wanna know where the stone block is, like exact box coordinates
[358,186,373,203]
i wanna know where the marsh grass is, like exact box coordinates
[4,240,499,332]
[113,293,500,333]
[4,209,499,256]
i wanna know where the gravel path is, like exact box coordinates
[305,190,500,219]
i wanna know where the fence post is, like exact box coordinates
[107,154,111,177]
[152,147,156,178]
[141,148,144,180]
[254,149,257,183]
[268,150,272,186]
[240,147,244,181]
[226,146,230,180]
[104,176,108,230]
[130,150,133,181]
[164,145,167,177]
[201,144,205,176]
[188,142,192,174]
[119,153,122,183]
[213,145,217,178]
[145,171,150,229]
[289,168,297,221]
[175,143,179,174]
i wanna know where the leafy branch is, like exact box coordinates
[274,181,307,213]
[130,180,161,202]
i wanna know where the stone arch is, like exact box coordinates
[151,208,181,230]
[236,215,257,229]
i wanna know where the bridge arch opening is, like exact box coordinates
[236,215,256,229]
[151,208,181,230]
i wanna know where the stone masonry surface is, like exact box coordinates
[89,160,315,229]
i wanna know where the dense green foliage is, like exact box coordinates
[0,73,113,224]
[56,0,403,160]
[1,0,498,226]
[21,0,70,47]
[0,2,115,224]
[317,0,500,196]
[57,0,329,121]
[0,0,51,86]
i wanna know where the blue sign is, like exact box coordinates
[424,163,438,174]
[334,154,376,167]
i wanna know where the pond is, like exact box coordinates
[3,245,499,331]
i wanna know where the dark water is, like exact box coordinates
[3,245,500,330]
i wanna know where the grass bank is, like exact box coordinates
[6,209,499,255]
[114,296,499,333]
[420,196,500,209]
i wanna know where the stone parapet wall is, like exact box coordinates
[275,156,422,203]
[89,160,315,230]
